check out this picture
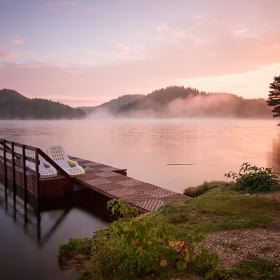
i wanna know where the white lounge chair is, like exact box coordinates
[47,145,85,177]
[25,150,57,179]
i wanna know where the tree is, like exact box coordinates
[267,75,280,126]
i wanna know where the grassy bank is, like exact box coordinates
[58,181,280,280]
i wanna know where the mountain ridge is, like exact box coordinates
[0,89,86,120]
[116,86,272,119]
[80,94,143,115]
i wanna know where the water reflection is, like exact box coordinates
[0,178,111,280]
[268,134,280,174]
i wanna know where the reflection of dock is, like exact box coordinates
[0,181,110,244]
[0,139,188,213]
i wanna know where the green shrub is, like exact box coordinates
[224,162,280,193]
[88,199,219,279]
[107,198,139,220]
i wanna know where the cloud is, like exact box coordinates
[46,1,76,7]
[11,39,24,45]
[171,31,186,38]
[194,15,203,19]
[113,43,130,53]
[2,13,280,106]
[83,7,100,14]
[0,49,19,58]
[103,41,130,53]
[156,22,169,32]
[234,29,248,35]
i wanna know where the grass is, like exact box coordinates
[58,238,92,256]
[226,259,280,280]
[158,184,280,240]
[183,181,226,197]
[58,182,280,280]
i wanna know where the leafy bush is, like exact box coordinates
[184,181,225,197]
[58,199,220,279]
[107,198,139,220]
[88,199,219,279]
[224,162,280,193]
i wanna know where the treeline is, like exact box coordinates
[118,86,201,113]
[80,94,143,115]
[117,86,272,119]
[0,89,85,120]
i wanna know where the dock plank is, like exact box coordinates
[72,158,189,213]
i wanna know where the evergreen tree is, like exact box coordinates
[267,75,280,126]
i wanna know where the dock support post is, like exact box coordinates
[35,150,40,198]
[11,142,16,206]
[4,181,8,211]
[22,145,28,223]
[11,142,15,184]
[35,200,41,243]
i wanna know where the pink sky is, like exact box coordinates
[1,0,280,107]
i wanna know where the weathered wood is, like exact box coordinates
[0,140,189,213]
[73,157,189,213]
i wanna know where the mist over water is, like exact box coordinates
[1,118,279,192]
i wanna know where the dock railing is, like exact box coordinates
[0,139,73,197]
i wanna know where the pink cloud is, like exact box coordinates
[171,31,186,38]
[113,43,130,53]
[1,16,280,107]
[0,49,19,58]
[11,39,24,45]
[194,15,203,19]
[156,22,169,32]
[97,42,130,54]
[233,29,248,35]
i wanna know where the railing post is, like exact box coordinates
[11,142,15,184]
[11,142,17,209]
[35,149,40,197]
[22,145,28,215]
[22,145,27,190]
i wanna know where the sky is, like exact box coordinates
[1,0,280,107]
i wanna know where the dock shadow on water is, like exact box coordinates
[0,177,111,280]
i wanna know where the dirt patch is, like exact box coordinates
[201,228,280,270]
[58,252,91,270]
[248,191,280,201]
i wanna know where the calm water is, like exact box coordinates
[1,118,280,279]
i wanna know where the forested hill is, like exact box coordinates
[0,89,85,119]
[117,86,273,119]
[80,94,143,115]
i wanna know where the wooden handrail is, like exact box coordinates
[0,139,73,184]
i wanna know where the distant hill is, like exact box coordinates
[0,89,86,120]
[80,94,144,115]
[116,86,273,119]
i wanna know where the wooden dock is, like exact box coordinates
[71,156,188,213]
[0,139,189,213]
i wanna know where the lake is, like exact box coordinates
[0,118,280,279]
